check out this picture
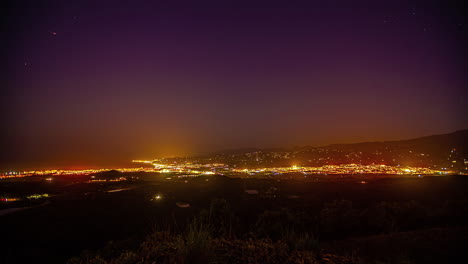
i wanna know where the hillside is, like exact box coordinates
[202,130,468,169]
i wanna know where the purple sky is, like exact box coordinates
[1,0,467,169]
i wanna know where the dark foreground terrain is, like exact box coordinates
[1,173,468,263]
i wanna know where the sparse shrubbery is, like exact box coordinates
[67,251,107,264]
[195,198,238,238]
[184,218,213,263]
[214,238,288,264]
[319,200,436,238]
[138,231,185,263]
[68,232,325,264]
[320,200,360,237]
[255,208,299,240]
[68,198,463,264]
[282,229,319,252]
[67,199,327,264]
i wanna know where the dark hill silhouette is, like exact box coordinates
[95,169,123,179]
[203,130,467,168]
[210,130,468,155]
[324,130,468,154]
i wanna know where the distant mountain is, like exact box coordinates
[210,148,264,155]
[95,169,123,179]
[324,130,468,154]
[202,130,467,169]
[211,130,468,155]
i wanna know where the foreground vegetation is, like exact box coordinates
[67,197,468,264]
[2,175,467,263]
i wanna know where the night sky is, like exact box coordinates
[1,0,467,170]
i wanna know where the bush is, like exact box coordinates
[184,218,213,263]
[363,202,399,233]
[138,231,185,264]
[319,200,360,237]
[67,251,107,264]
[110,251,138,264]
[197,198,238,238]
[281,229,319,252]
[212,238,288,264]
[255,208,299,240]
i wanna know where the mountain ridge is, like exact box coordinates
[208,130,468,155]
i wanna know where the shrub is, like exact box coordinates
[138,231,185,264]
[255,208,298,240]
[197,198,238,238]
[67,251,107,264]
[212,238,289,264]
[184,218,213,263]
[281,229,319,252]
[319,200,360,237]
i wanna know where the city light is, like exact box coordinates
[0,162,452,180]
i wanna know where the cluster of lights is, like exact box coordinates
[0,197,21,202]
[232,164,450,176]
[1,161,453,181]
[1,193,49,202]
[88,177,128,183]
[0,168,153,179]
[151,195,162,201]
[0,165,220,179]
[26,193,49,199]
